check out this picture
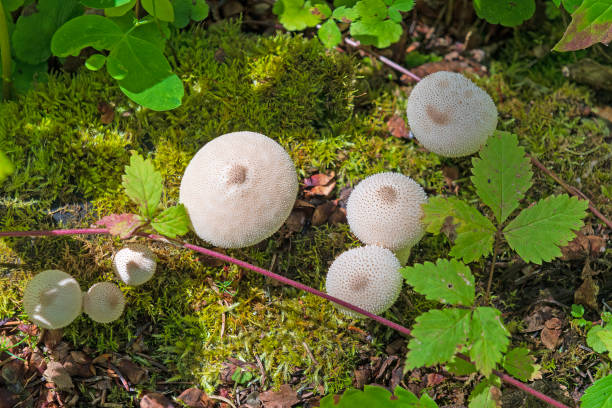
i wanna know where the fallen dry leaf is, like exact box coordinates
[541,318,563,350]
[304,172,335,188]
[177,388,215,408]
[285,210,306,233]
[426,373,445,386]
[575,276,600,311]
[97,101,115,124]
[593,106,612,122]
[96,213,144,239]
[561,230,606,260]
[387,115,409,138]
[312,202,337,226]
[259,384,299,408]
[43,361,73,390]
[328,207,347,225]
[141,393,175,408]
[117,357,148,385]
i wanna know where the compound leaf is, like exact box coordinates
[587,325,612,354]
[51,15,123,56]
[350,17,402,48]
[406,308,470,369]
[502,347,541,382]
[273,0,322,30]
[473,0,535,26]
[503,194,588,264]
[401,259,475,306]
[469,307,509,376]
[388,0,414,22]
[554,0,612,51]
[122,154,163,219]
[471,131,533,224]
[151,204,190,238]
[469,377,502,408]
[318,19,342,48]
[141,0,174,21]
[319,385,438,407]
[582,375,612,408]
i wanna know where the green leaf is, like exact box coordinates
[468,377,502,408]
[318,19,342,48]
[353,0,387,18]
[0,151,14,182]
[571,303,585,318]
[151,204,190,238]
[141,0,174,21]
[473,0,535,26]
[469,307,509,376]
[446,355,477,376]
[12,61,48,94]
[502,347,541,382]
[587,325,612,353]
[471,131,533,224]
[319,385,438,407]
[190,0,209,20]
[172,0,191,27]
[122,154,163,218]
[332,5,359,21]
[85,53,106,70]
[388,0,414,22]
[554,0,612,51]
[562,0,583,13]
[3,0,24,12]
[401,259,475,306]
[503,194,588,264]
[273,0,322,30]
[406,308,470,369]
[81,0,132,7]
[51,15,123,56]
[12,0,83,64]
[95,213,144,239]
[581,375,612,408]
[422,196,496,263]
[104,0,136,16]
[350,18,403,48]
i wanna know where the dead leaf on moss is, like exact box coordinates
[304,172,336,198]
[304,172,335,188]
[260,384,299,408]
[328,207,347,225]
[177,388,215,408]
[117,357,148,385]
[312,202,336,226]
[593,106,612,122]
[43,361,73,390]
[541,318,563,350]
[96,213,143,239]
[285,210,306,233]
[561,230,606,260]
[387,115,409,138]
[575,273,600,311]
[140,392,175,408]
[97,101,115,124]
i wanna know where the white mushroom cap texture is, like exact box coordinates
[406,71,498,157]
[179,131,299,248]
[346,172,427,251]
[112,244,157,286]
[23,270,82,329]
[325,246,402,317]
[83,282,125,323]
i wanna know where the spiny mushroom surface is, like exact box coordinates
[325,245,402,317]
[406,71,498,157]
[179,131,298,248]
[83,282,126,323]
[23,270,82,329]
[112,244,157,286]
[346,172,427,252]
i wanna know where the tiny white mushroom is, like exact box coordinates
[83,282,125,323]
[346,172,427,252]
[23,270,82,329]
[112,244,157,286]
[179,131,298,248]
[325,245,403,317]
[406,71,498,157]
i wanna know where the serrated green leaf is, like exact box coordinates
[406,308,470,369]
[401,259,475,306]
[469,307,509,376]
[473,0,535,26]
[151,204,190,238]
[13,0,83,64]
[554,0,612,51]
[469,377,502,408]
[571,303,585,318]
[319,385,438,407]
[81,0,132,7]
[446,355,477,376]
[587,325,612,353]
[141,0,174,21]
[350,18,402,48]
[85,53,106,71]
[332,5,359,21]
[354,0,387,18]
[422,196,496,263]
[503,194,588,264]
[122,154,163,218]
[471,131,533,224]
[318,19,342,48]
[0,151,14,182]
[502,347,541,381]
[582,374,612,408]
[104,0,136,16]
[273,0,322,30]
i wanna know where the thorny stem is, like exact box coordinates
[0,228,571,408]
[485,229,502,304]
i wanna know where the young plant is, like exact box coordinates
[580,311,612,407]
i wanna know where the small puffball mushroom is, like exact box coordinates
[406,71,498,157]
[346,172,427,252]
[83,282,125,323]
[23,270,82,329]
[325,245,402,317]
[112,244,157,286]
[180,131,298,248]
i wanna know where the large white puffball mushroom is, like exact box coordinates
[406,71,498,157]
[180,131,299,248]
[325,246,402,317]
[23,270,82,329]
[112,244,157,286]
[346,172,427,252]
[83,282,126,323]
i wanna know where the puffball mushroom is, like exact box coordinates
[406,71,498,157]
[180,131,299,248]
[112,244,157,286]
[346,172,427,252]
[23,270,82,329]
[83,282,126,323]
[325,245,402,317]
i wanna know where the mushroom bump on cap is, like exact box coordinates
[179,131,298,248]
[112,244,157,286]
[83,282,126,323]
[406,71,498,157]
[23,270,82,329]
[346,172,427,252]
[325,245,402,317]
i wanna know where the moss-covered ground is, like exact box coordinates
[0,17,610,406]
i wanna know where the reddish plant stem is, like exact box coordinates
[0,228,571,408]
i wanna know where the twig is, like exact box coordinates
[208,395,237,408]
[254,353,266,387]
[302,341,319,366]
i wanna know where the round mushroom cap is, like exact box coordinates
[406,71,498,157]
[112,244,157,286]
[325,246,402,317]
[179,131,299,248]
[23,270,82,329]
[346,172,427,251]
[83,282,125,323]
